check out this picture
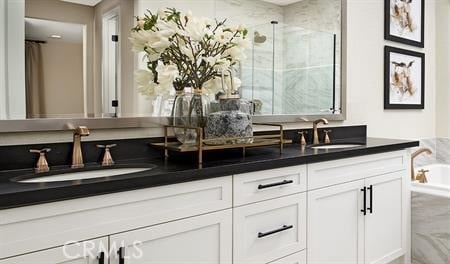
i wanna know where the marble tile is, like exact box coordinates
[413,138,450,167]
[411,192,450,264]
[436,138,450,165]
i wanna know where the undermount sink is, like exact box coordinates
[15,167,154,183]
[310,144,364,150]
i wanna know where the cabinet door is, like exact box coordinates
[0,237,108,264]
[307,180,365,264]
[364,172,405,264]
[109,209,232,264]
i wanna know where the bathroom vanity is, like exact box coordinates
[0,133,418,264]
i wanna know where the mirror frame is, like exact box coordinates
[0,0,347,133]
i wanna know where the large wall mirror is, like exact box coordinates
[0,0,345,131]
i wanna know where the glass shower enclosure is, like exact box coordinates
[240,21,340,116]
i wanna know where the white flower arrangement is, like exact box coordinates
[130,8,250,99]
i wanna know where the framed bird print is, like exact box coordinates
[385,0,425,47]
[384,46,425,109]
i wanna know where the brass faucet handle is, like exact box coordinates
[323,130,332,144]
[298,131,308,146]
[415,169,429,183]
[30,148,51,154]
[30,148,51,173]
[97,144,116,166]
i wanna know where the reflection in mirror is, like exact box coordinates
[1,0,343,121]
[25,18,86,118]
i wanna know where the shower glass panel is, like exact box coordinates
[241,22,338,116]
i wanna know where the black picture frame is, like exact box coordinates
[384,0,425,48]
[384,46,425,109]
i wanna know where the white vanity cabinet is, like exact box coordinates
[307,151,408,264]
[0,237,108,264]
[0,150,410,264]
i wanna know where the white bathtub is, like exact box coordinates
[411,164,450,198]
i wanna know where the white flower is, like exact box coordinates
[135,69,157,99]
[129,31,148,52]
[137,18,145,29]
[180,17,210,41]
[202,54,221,66]
[157,9,167,19]
[214,58,231,72]
[156,20,177,37]
[213,27,234,44]
[202,75,242,95]
[180,45,195,61]
[224,46,247,62]
[155,64,179,96]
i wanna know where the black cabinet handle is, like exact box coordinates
[361,187,367,215]
[258,180,294,189]
[258,225,294,238]
[118,247,125,264]
[367,185,373,214]
[98,252,105,264]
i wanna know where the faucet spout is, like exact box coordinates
[312,118,329,145]
[72,126,90,168]
[411,148,432,181]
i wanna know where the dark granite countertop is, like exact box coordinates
[0,137,418,209]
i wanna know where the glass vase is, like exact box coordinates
[172,90,197,145]
[188,89,210,129]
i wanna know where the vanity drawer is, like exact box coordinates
[307,150,406,190]
[268,251,306,264]
[233,193,306,264]
[233,165,307,206]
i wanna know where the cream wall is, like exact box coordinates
[342,0,437,140]
[435,0,450,138]
[25,0,95,116]
[0,0,445,145]
[40,41,84,118]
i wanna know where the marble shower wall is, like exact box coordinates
[413,138,450,167]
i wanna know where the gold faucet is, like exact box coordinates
[97,144,117,166]
[30,148,51,173]
[415,169,429,183]
[411,147,432,181]
[312,118,329,145]
[72,126,90,168]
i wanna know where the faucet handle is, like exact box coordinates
[323,130,332,144]
[416,169,429,183]
[298,131,308,146]
[30,148,51,173]
[97,144,116,166]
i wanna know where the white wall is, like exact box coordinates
[6,0,26,119]
[435,0,450,138]
[0,0,6,119]
[342,0,437,140]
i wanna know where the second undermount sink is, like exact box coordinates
[15,167,154,183]
[310,144,364,150]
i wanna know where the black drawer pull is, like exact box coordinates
[258,225,294,238]
[258,180,294,189]
[118,247,125,264]
[361,187,367,215]
[367,185,373,214]
[98,252,105,264]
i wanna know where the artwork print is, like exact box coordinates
[384,46,425,109]
[385,0,424,47]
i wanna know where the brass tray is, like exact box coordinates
[150,123,292,165]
